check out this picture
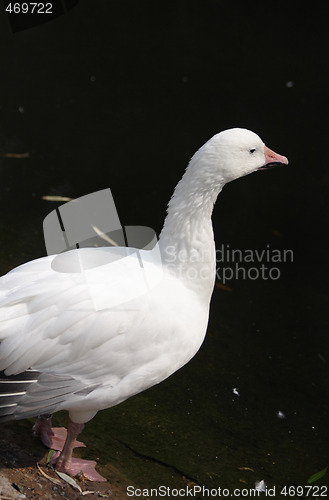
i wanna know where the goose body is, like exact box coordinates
[0,128,288,480]
[0,250,207,421]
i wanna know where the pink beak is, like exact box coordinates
[260,146,289,169]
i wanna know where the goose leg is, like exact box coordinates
[50,418,106,482]
[32,414,85,451]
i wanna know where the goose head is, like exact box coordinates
[193,128,288,185]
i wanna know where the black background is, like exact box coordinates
[0,0,328,493]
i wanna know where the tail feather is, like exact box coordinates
[0,369,40,421]
[0,369,98,422]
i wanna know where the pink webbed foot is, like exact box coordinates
[51,452,107,482]
[32,415,85,451]
[47,427,85,451]
[49,418,107,482]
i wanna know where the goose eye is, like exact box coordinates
[249,148,256,154]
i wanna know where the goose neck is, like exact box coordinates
[158,155,224,301]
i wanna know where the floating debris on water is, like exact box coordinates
[42,195,74,202]
[255,479,266,492]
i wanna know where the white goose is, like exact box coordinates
[0,128,288,481]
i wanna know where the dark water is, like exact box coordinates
[0,1,328,496]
